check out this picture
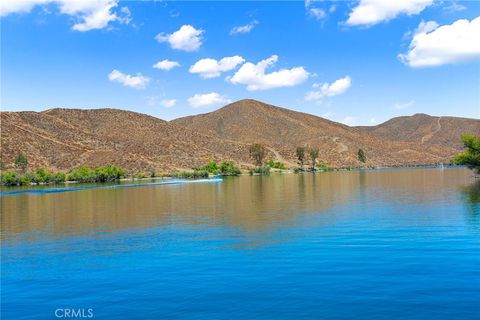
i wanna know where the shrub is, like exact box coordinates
[14,153,28,173]
[67,166,96,182]
[219,161,241,176]
[1,171,20,186]
[67,165,124,183]
[296,147,305,168]
[453,134,480,174]
[266,160,286,170]
[202,161,220,174]
[173,170,209,179]
[249,144,266,166]
[358,148,367,163]
[317,163,330,171]
[249,166,271,175]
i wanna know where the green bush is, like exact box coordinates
[1,171,20,186]
[202,161,220,174]
[266,160,286,170]
[249,166,271,175]
[67,165,124,183]
[317,163,330,171]
[219,161,241,176]
[173,169,209,179]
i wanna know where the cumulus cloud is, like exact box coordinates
[229,55,309,91]
[160,99,176,108]
[346,0,433,27]
[189,56,245,79]
[108,69,150,89]
[153,59,181,71]
[305,76,352,101]
[155,25,204,52]
[187,92,231,108]
[394,100,415,109]
[230,20,258,35]
[399,17,480,67]
[0,0,131,31]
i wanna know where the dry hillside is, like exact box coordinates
[1,99,478,172]
[358,113,479,151]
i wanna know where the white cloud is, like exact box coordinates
[229,55,309,91]
[230,20,258,35]
[108,69,150,89]
[187,92,231,108]
[160,99,176,108]
[443,2,466,12]
[399,17,480,67]
[155,25,204,52]
[189,56,245,79]
[309,8,326,20]
[369,117,376,124]
[305,76,352,101]
[346,0,433,27]
[153,59,181,71]
[0,0,131,31]
[394,100,415,109]
[341,116,357,126]
[305,0,329,21]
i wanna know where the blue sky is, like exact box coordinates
[1,0,479,125]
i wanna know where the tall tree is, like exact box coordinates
[14,153,28,173]
[358,148,366,163]
[296,147,305,169]
[309,147,319,171]
[453,135,480,174]
[249,143,266,166]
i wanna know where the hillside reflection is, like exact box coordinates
[1,168,475,242]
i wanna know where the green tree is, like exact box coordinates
[249,143,266,166]
[453,134,480,173]
[296,147,305,169]
[358,148,366,163]
[14,153,28,173]
[309,147,319,171]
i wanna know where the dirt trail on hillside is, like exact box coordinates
[421,117,442,144]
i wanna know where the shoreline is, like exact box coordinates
[0,164,467,193]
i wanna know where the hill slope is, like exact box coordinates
[1,100,477,172]
[358,113,479,151]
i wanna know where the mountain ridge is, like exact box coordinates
[1,99,478,172]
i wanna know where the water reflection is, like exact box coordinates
[460,179,480,225]
[1,168,476,242]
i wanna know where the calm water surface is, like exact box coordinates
[1,168,479,319]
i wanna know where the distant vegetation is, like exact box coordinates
[453,135,480,174]
[171,170,209,179]
[1,155,126,186]
[358,148,367,163]
[249,166,271,175]
[195,161,241,176]
[249,144,266,166]
[296,147,305,169]
[14,153,28,173]
[309,147,319,171]
[67,165,125,183]
[266,160,286,170]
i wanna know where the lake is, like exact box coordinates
[1,167,479,319]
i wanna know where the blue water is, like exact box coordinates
[1,168,479,319]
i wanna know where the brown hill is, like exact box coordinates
[1,99,477,172]
[358,113,479,151]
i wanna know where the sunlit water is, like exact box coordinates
[1,168,479,319]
